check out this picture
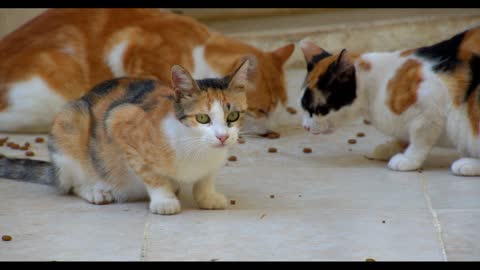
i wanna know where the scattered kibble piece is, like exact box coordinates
[0,137,8,144]
[270,195,275,199]
[262,131,280,139]
[10,143,20,150]
[356,132,365,138]
[25,151,35,157]
[286,107,297,115]
[237,138,246,144]
[2,235,12,241]
[230,200,236,205]
[35,137,45,143]
[303,148,312,153]
[228,156,237,162]
[268,147,277,153]
[365,258,376,262]
[348,139,357,144]
[363,119,371,125]
[20,146,28,151]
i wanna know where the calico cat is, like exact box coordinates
[0,60,252,215]
[299,26,480,176]
[0,8,294,135]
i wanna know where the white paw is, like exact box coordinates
[368,141,406,161]
[149,197,181,215]
[195,192,228,210]
[451,158,480,176]
[388,153,422,171]
[81,186,114,205]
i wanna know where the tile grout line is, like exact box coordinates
[421,177,448,261]
[140,213,152,261]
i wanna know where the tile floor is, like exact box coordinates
[0,69,479,261]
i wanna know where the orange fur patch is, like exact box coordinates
[357,58,372,71]
[387,59,424,114]
[400,49,415,57]
[466,88,480,136]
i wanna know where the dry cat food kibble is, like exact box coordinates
[228,156,237,162]
[2,235,12,241]
[230,200,236,205]
[348,139,357,144]
[9,143,20,150]
[262,131,280,139]
[356,132,365,138]
[35,137,45,143]
[20,146,28,151]
[286,107,297,115]
[363,119,371,125]
[268,147,277,153]
[237,138,246,144]
[365,258,376,262]
[25,151,35,157]
[303,148,312,153]
[0,137,8,145]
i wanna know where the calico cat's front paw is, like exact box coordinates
[195,192,228,210]
[388,153,422,171]
[451,158,480,176]
[149,197,181,215]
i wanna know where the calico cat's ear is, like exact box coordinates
[171,65,200,101]
[271,43,295,65]
[299,39,328,63]
[334,49,355,77]
[228,59,255,92]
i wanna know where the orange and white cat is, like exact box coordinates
[0,8,294,135]
[299,26,480,176]
[0,60,252,215]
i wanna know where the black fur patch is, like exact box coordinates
[81,79,120,105]
[465,55,480,102]
[0,156,56,186]
[196,76,231,91]
[307,51,332,72]
[415,30,467,72]
[301,60,357,117]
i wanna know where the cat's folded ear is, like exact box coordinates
[299,38,329,63]
[334,49,355,78]
[271,43,295,65]
[228,57,256,93]
[171,65,200,101]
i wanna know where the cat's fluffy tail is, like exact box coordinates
[0,155,56,186]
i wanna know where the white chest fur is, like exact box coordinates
[161,114,227,183]
[192,46,221,79]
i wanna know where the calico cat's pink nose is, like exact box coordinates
[216,134,229,144]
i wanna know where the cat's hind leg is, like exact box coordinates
[388,116,443,171]
[367,139,408,161]
[451,158,480,176]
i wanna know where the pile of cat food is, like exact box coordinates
[0,136,45,157]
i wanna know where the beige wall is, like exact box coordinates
[0,8,345,38]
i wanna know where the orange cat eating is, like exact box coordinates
[0,8,294,134]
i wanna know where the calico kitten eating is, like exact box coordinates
[0,8,294,135]
[0,60,252,214]
[299,26,480,176]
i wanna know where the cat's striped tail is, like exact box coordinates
[0,155,56,186]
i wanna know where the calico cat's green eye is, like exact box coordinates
[227,111,240,122]
[195,114,211,124]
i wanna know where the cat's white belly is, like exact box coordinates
[174,149,227,183]
[446,106,480,157]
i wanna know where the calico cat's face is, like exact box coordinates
[171,60,251,148]
[299,40,358,135]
